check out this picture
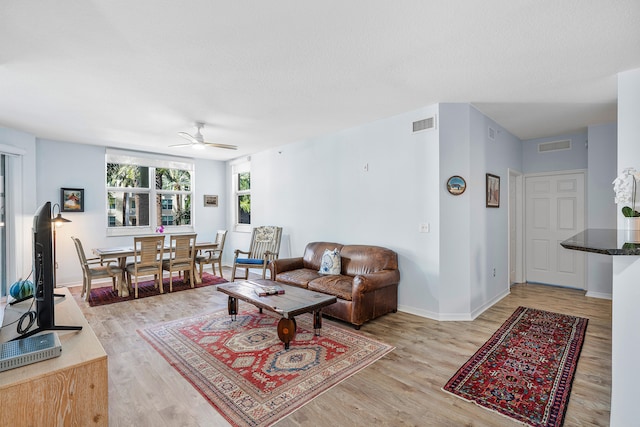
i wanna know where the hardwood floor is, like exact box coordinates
[70,271,611,426]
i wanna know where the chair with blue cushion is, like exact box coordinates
[231,226,283,281]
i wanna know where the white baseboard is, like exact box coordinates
[585,290,612,300]
[398,288,510,322]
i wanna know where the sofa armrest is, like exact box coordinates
[269,257,305,276]
[353,269,400,294]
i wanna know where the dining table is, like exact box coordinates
[92,240,220,297]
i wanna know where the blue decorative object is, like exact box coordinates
[9,280,34,300]
[235,258,265,265]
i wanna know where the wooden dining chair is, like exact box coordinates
[126,235,165,298]
[71,236,122,302]
[162,233,197,292]
[195,230,227,281]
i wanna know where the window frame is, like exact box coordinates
[105,149,195,237]
[232,161,251,233]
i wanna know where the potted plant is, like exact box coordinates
[613,167,640,230]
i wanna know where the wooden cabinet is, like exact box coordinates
[0,287,108,426]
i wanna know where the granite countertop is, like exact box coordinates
[560,228,640,255]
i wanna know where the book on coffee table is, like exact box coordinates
[248,280,285,297]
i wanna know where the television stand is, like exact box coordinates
[8,293,83,341]
[9,292,65,306]
[11,324,82,341]
[0,287,108,426]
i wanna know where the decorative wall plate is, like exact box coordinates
[447,176,466,195]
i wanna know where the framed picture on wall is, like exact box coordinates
[486,174,500,208]
[446,175,467,195]
[61,188,85,212]
[204,194,218,207]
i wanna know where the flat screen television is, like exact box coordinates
[15,201,81,340]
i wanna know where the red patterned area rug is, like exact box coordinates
[139,307,394,427]
[88,272,227,307]
[443,306,588,427]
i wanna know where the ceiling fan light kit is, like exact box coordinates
[171,122,238,150]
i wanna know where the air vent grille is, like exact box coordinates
[538,139,571,153]
[412,116,435,133]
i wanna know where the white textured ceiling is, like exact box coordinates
[1,1,639,160]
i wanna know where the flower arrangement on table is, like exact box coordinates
[155,225,165,233]
[613,167,640,217]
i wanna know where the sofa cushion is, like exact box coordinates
[302,242,344,271]
[339,245,398,276]
[308,275,353,301]
[319,248,341,275]
[235,258,265,265]
[274,268,320,288]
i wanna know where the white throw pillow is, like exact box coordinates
[319,248,341,275]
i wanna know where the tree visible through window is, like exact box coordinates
[237,171,250,225]
[156,168,191,226]
[106,159,193,232]
[106,163,150,227]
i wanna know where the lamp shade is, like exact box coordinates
[51,203,72,226]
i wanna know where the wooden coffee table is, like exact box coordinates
[216,279,337,349]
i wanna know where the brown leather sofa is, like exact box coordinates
[269,242,400,329]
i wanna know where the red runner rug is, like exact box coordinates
[139,307,393,427]
[443,306,588,427]
[88,272,227,306]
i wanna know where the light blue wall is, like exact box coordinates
[240,105,443,317]
[35,139,228,286]
[439,104,472,318]
[238,102,522,320]
[586,122,616,298]
[522,132,588,173]
[470,107,522,315]
[438,104,523,319]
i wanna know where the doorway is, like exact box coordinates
[508,169,524,286]
[524,170,586,289]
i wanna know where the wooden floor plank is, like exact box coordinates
[71,270,611,426]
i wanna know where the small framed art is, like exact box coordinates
[446,176,466,195]
[486,174,500,208]
[61,188,85,212]
[204,194,218,207]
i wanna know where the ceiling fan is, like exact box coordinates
[171,122,238,150]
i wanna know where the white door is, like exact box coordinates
[525,171,585,289]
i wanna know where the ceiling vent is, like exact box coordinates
[412,116,436,133]
[488,126,496,141]
[538,139,571,153]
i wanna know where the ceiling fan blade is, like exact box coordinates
[203,142,238,150]
[177,131,198,144]
[169,142,195,148]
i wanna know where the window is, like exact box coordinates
[237,172,250,225]
[106,149,194,236]
[156,169,191,226]
[232,162,251,232]
[161,198,173,210]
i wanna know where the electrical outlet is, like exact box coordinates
[492,268,496,277]
[419,223,430,233]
